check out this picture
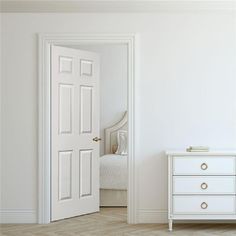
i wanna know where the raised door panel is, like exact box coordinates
[59,84,73,134]
[58,151,73,201]
[59,56,73,73]
[80,59,93,76]
[80,150,92,198]
[80,86,93,134]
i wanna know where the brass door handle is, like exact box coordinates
[93,137,102,142]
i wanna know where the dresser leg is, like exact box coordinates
[168,219,173,231]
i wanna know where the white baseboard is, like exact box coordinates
[0,209,37,223]
[137,209,168,223]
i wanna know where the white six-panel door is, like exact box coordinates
[51,45,100,221]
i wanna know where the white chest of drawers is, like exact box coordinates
[167,151,236,231]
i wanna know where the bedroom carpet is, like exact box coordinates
[1,208,236,236]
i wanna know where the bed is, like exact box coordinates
[100,112,128,207]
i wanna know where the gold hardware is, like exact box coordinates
[93,137,102,142]
[201,202,208,209]
[201,163,208,170]
[201,182,208,190]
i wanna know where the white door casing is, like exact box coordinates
[51,46,100,221]
[38,34,138,224]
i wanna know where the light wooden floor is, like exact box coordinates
[1,208,236,236]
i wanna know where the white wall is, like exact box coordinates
[1,11,236,223]
[70,44,128,156]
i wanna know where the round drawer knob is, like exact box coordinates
[201,182,208,190]
[201,163,208,170]
[201,202,208,209]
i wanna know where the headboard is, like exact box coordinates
[105,111,128,154]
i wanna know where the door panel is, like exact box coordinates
[80,150,93,197]
[80,59,93,76]
[80,86,93,134]
[51,45,100,221]
[59,56,73,73]
[58,151,73,201]
[59,84,73,134]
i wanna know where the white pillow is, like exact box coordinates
[115,130,128,155]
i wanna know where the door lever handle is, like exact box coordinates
[93,137,102,142]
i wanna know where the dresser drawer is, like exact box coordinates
[173,156,236,175]
[173,196,235,215]
[173,176,236,194]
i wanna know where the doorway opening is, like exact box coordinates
[38,34,138,224]
[74,44,128,213]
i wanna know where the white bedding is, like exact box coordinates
[100,154,127,190]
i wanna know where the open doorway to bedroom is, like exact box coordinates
[76,44,128,210]
[75,44,128,214]
[50,43,128,221]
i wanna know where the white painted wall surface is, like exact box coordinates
[71,44,128,156]
[1,12,236,223]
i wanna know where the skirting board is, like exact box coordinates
[137,210,236,224]
[137,209,168,223]
[0,209,37,223]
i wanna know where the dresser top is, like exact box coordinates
[166,150,236,156]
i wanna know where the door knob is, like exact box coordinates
[93,137,102,142]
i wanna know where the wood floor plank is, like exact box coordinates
[1,208,236,236]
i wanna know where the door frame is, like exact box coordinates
[38,33,139,224]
